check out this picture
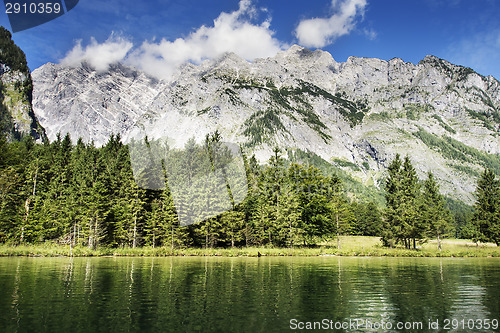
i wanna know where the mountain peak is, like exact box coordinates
[274,44,336,68]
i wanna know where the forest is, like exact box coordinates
[0,131,498,249]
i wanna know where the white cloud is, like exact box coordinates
[363,28,377,40]
[60,34,133,72]
[59,1,284,79]
[295,0,367,48]
[126,0,284,79]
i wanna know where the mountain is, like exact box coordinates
[31,45,500,204]
[0,27,46,142]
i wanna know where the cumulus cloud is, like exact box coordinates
[60,1,284,79]
[295,0,367,48]
[126,0,284,79]
[60,34,133,71]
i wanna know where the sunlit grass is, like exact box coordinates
[0,237,499,257]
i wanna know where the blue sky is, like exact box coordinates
[1,0,500,79]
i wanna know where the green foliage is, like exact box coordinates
[445,197,474,239]
[293,80,367,126]
[382,155,452,249]
[413,128,500,174]
[0,132,487,249]
[0,82,14,136]
[351,201,383,236]
[431,114,456,134]
[402,104,434,120]
[0,133,378,248]
[422,172,453,250]
[466,108,500,131]
[288,149,385,206]
[0,26,29,73]
[238,82,332,144]
[243,109,287,146]
[471,168,500,246]
[449,164,479,177]
[368,111,391,122]
[332,158,361,171]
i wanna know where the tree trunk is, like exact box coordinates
[231,225,235,248]
[336,213,340,250]
[437,233,442,251]
[21,164,38,244]
[94,218,98,249]
[88,219,93,249]
[245,224,249,247]
[171,224,174,250]
[205,223,209,249]
[132,214,137,248]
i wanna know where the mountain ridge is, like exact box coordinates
[31,45,500,204]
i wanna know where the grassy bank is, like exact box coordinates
[1,236,499,257]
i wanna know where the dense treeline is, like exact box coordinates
[0,133,498,248]
[0,133,384,248]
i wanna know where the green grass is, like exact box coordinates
[1,236,498,257]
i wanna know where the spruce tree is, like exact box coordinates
[422,172,452,251]
[383,154,424,249]
[472,168,500,246]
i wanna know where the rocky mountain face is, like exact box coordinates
[0,27,46,142]
[32,45,500,204]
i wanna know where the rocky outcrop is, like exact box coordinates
[0,27,46,142]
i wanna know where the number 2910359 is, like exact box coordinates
[5,2,62,14]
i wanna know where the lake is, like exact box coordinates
[0,256,499,332]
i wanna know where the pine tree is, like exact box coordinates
[329,195,355,250]
[383,154,424,249]
[353,202,383,236]
[275,183,302,247]
[220,209,245,248]
[472,168,500,246]
[401,156,423,249]
[422,172,452,251]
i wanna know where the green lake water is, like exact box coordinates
[0,256,499,332]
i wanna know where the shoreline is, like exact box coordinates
[0,237,499,258]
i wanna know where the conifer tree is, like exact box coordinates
[329,195,355,249]
[472,168,500,246]
[422,172,452,251]
[383,154,425,249]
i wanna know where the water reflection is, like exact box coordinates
[0,257,498,332]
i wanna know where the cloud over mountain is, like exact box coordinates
[295,0,367,48]
[60,0,285,79]
[60,34,133,72]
